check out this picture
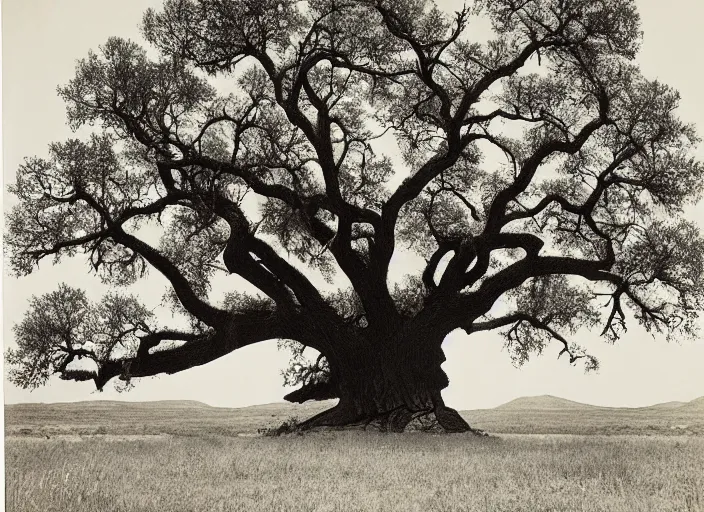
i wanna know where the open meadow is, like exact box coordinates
[5,397,704,512]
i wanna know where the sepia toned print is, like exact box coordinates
[3,0,703,510]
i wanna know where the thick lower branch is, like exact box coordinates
[92,310,292,390]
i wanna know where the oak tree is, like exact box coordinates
[6,0,704,432]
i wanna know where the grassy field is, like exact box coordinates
[6,433,704,512]
[5,397,704,512]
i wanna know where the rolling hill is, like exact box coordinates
[490,395,704,412]
[10,399,214,409]
[5,395,703,437]
[646,401,687,410]
[461,395,704,435]
[680,396,704,413]
[494,395,600,411]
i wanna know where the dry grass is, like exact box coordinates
[6,400,704,511]
[5,433,704,512]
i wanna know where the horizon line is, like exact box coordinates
[5,394,702,411]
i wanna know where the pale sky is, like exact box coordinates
[2,0,703,410]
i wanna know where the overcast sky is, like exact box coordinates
[2,0,703,410]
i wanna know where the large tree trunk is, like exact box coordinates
[288,329,479,434]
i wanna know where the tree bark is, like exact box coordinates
[289,331,479,434]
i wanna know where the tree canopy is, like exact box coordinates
[6,0,703,431]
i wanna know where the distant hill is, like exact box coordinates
[646,401,686,410]
[458,395,704,436]
[491,395,703,412]
[495,395,599,411]
[12,400,213,409]
[4,398,334,438]
[680,396,704,413]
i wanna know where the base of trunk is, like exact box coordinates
[296,399,486,435]
[284,342,486,435]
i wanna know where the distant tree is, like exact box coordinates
[6,0,703,432]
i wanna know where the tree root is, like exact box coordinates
[297,402,363,430]
[290,402,487,435]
